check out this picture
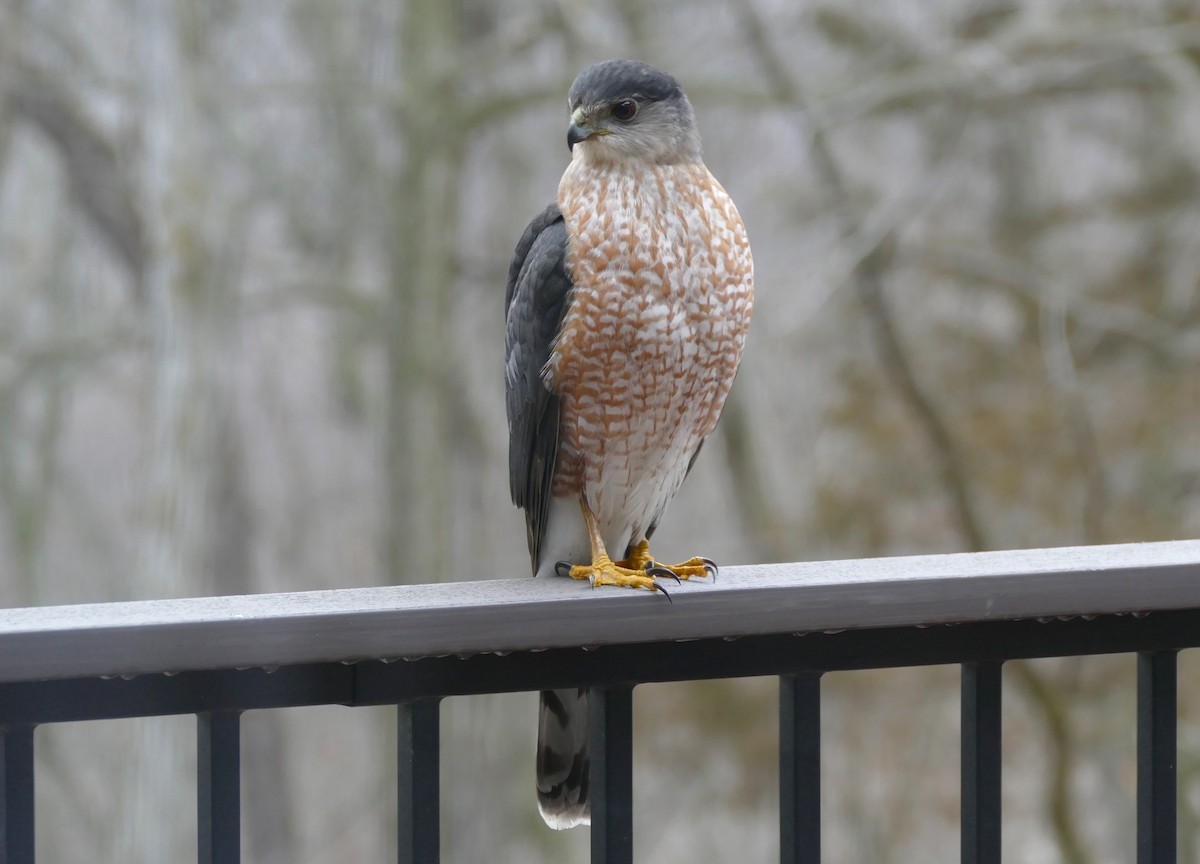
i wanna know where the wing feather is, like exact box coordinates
[505,204,573,572]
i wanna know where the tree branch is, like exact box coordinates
[9,58,145,291]
[736,0,986,551]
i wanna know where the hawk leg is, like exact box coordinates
[616,538,718,582]
[557,498,716,594]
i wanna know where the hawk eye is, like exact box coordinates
[611,99,638,121]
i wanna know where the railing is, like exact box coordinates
[2,539,1199,863]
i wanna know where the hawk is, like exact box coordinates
[504,60,754,829]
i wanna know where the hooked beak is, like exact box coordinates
[567,122,592,151]
[567,107,607,151]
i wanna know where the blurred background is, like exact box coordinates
[2,0,1198,861]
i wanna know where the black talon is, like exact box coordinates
[653,582,673,603]
[554,560,573,578]
[646,566,681,584]
[700,558,718,580]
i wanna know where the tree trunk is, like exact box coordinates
[383,0,467,584]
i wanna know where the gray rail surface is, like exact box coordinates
[2,539,1198,684]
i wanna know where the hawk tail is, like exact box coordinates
[536,688,591,829]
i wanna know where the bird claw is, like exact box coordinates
[645,565,682,585]
[640,555,717,582]
[555,548,711,598]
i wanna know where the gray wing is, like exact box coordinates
[505,203,573,573]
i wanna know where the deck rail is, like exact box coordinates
[2,539,1200,863]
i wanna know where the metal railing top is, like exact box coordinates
[1,539,1198,685]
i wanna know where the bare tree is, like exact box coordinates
[2,1,1198,861]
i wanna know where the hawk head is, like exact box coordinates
[566,60,701,165]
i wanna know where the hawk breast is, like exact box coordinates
[547,158,753,536]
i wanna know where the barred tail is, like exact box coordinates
[536,688,591,829]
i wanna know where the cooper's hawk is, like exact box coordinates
[505,60,754,829]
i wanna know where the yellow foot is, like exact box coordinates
[646,555,719,581]
[555,554,670,596]
[614,540,718,582]
[557,498,717,600]
[553,544,717,599]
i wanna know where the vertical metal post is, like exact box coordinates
[398,699,440,864]
[590,685,633,864]
[961,661,1002,864]
[1138,650,1177,864]
[1,725,35,864]
[779,673,821,864]
[198,711,242,864]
